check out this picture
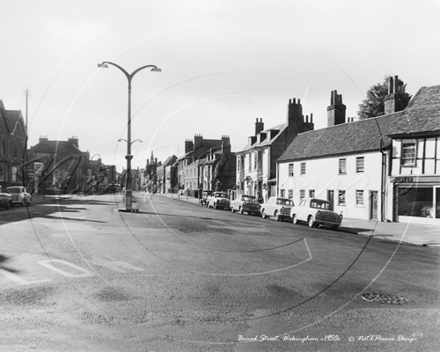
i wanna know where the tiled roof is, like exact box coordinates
[239,122,287,152]
[278,85,440,162]
[29,140,83,155]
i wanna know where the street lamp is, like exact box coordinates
[98,61,161,211]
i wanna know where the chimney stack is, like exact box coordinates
[384,75,406,115]
[255,118,264,135]
[327,90,346,127]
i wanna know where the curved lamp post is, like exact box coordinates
[98,61,161,211]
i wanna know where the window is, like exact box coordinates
[401,142,416,166]
[288,189,293,199]
[356,157,364,173]
[338,190,346,205]
[339,159,346,174]
[1,139,5,156]
[300,190,305,200]
[249,154,252,172]
[288,163,294,177]
[11,167,17,182]
[309,190,315,198]
[356,190,364,206]
[300,162,306,175]
[254,151,258,170]
[280,189,286,198]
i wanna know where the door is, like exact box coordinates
[327,190,334,211]
[370,191,378,220]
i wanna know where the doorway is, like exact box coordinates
[327,190,334,210]
[370,191,378,220]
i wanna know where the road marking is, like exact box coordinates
[90,256,144,273]
[38,259,94,278]
[0,268,52,285]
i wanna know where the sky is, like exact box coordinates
[1,0,439,172]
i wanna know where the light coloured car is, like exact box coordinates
[290,198,342,229]
[6,186,32,206]
[261,196,294,221]
[230,194,261,215]
[0,185,12,209]
[207,191,230,210]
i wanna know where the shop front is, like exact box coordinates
[393,176,440,224]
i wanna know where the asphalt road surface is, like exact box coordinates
[0,193,439,351]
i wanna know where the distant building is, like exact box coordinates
[177,134,235,193]
[277,77,440,224]
[235,98,314,202]
[0,101,27,189]
[27,136,88,194]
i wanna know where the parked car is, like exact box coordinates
[6,186,32,206]
[290,198,343,229]
[230,194,261,215]
[200,190,213,207]
[261,197,294,221]
[207,191,230,210]
[0,185,12,210]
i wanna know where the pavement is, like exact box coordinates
[28,192,440,247]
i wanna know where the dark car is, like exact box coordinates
[230,194,262,215]
[0,185,12,209]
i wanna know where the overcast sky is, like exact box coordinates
[1,0,439,171]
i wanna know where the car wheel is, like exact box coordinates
[261,210,267,219]
[6,201,11,210]
[231,207,235,213]
[308,216,316,228]
[275,210,282,221]
[292,214,298,224]
[239,207,244,215]
[331,225,339,230]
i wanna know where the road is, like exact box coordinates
[0,193,439,351]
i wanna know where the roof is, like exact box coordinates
[29,140,84,155]
[278,85,440,162]
[239,122,287,153]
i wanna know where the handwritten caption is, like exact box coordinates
[238,332,423,343]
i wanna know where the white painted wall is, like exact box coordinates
[278,151,383,220]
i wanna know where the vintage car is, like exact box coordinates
[207,191,230,210]
[290,198,343,229]
[6,186,32,206]
[230,194,261,215]
[261,196,294,221]
[200,190,213,207]
[0,185,12,210]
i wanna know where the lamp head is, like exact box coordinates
[97,63,108,68]
[151,67,161,72]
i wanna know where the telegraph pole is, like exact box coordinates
[23,88,30,188]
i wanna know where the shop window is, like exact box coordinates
[401,142,416,166]
[356,190,364,206]
[338,190,346,205]
[397,187,434,218]
[339,159,346,174]
[356,157,364,173]
[288,163,294,177]
[300,190,305,200]
[309,189,315,198]
[288,189,293,199]
[300,162,306,175]
[280,189,286,198]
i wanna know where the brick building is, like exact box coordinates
[235,98,314,201]
[0,101,27,189]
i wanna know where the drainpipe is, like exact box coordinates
[380,138,386,222]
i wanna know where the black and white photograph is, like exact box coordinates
[1,0,439,351]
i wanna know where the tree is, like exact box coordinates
[358,76,411,119]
